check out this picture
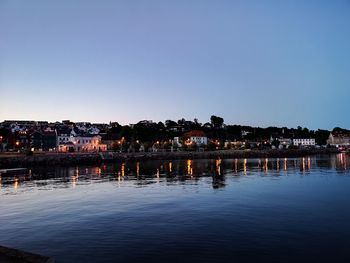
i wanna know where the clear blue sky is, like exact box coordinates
[1,0,349,130]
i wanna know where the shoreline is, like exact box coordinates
[0,245,54,263]
[0,148,340,168]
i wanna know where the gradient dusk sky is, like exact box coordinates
[0,0,349,130]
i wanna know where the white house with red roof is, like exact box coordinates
[183,130,208,145]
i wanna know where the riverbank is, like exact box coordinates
[0,148,340,168]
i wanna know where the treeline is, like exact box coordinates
[1,116,347,149]
[105,115,333,146]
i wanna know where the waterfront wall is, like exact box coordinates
[0,149,340,168]
[0,152,101,168]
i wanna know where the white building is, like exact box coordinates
[327,133,350,148]
[56,129,71,147]
[224,140,244,149]
[173,137,182,147]
[190,136,208,145]
[278,138,292,149]
[293,138,316,147]
[184,130,208,146]
[58,135,107,152]
[270,136,292,149]
[87,126,100,135]
[9,123,27,133]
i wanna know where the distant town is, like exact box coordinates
[0,116,349,154]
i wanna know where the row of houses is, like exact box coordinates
[2,129,349,152]
[176,130,350,150]
[174,130,317,149]
[0,128,107,152]
[224,138,316,149]
[1,120,350,152]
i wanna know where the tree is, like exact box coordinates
[271,139,280,148]
[165,120,177,129]
[118,126,132,141]
[315,129,330,145]
[206,141,217,151]
[112,141,122,152]
[210,115,224,128]
[333,127,350,133]
[177,118,186,126]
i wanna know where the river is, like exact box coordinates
[0,154,350,262]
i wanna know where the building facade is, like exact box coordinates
[56,128,71,147]
[58,135,107,152]
[327,133,350,148]
[183,130,208,146]
[30,130,57,151]
[293,138,316,147]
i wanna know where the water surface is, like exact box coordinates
[1,154,350,262]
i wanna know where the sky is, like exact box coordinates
[0,0,349,130]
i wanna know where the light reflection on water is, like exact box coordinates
[1,154,349,194]
[0,154,350,263]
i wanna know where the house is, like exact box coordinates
[173,137,182,147]
[183,130,208,146]
[293,138,316,147]
[327,132,350,148]
[99,133,114,150]
[87,126,100,135]
[270,135,292,149]
[14,131,30,149]
[10,123,27,133]
[58,134,107,152]
[62,120,71,125]
[241,130,251,137]
[56,128,71,147]
[30,131,43,150]
[0,128,12,151]
[277,138,292,149]
[58,141,75,152]
[30,130,57,151]
[151,142,161,152]
[42,130,57,150]
[138,120,153,126]
[224,140,244,149]
[139,143,145,152]
[71,134,107,152]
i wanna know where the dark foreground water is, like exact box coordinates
[1,154,350,263]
